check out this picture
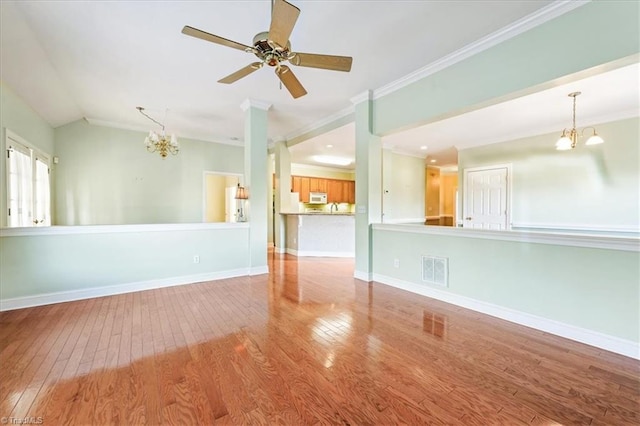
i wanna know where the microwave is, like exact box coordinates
[309,192,327,204]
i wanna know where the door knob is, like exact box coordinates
[465,217,472,220]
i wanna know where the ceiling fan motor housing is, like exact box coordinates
[252,31,291,66]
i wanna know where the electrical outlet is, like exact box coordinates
[393,259,399,268]
[193,255,200,264]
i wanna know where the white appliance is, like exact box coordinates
[309,192,327,204]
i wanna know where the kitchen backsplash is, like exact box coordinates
[300,202,355,214]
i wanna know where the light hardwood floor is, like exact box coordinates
[1,252,638,424]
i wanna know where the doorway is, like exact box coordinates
[203,172,243,223]
[462,165,510,230]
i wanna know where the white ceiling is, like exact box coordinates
[3,1,637,171]
[2,0,557,144]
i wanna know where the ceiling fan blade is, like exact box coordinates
[269,0,300,48]
[289,52,353,72]
[182,25,251,52]
[218,62,263,84]
[276,65,307,99]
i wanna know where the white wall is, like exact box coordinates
[382,150,425,223]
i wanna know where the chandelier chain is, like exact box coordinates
[555,91,604,151]
[137,107,165,131]
[572,94,577,130]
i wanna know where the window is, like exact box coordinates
[6,131,51,227]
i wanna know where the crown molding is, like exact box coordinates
[240,99,272,112]
[350,90,373,105]
[373,0,590,100]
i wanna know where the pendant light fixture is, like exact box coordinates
[137,107,179,158]
[555,92,604,151]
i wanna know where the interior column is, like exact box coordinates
[273,140,292,253]
[241,98,271,275]
[352,90,382,281]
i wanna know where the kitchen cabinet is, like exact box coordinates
[345,180,355,204]
[291,175,354,204]
[291,176,300,193]
[292,176,311,202]
[327,180,344,203]
[300,178,310,202]
[309,178,327,193]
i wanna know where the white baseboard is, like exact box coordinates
[286,248,354,258]
[354,270,373,282]
[0,268,251,312]
[250,265,269,275]
[274,246,286,254]
[372,273,639,360]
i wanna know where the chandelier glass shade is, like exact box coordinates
[144,130,179,158]
[137,107,179,158]
[555,92,604,151]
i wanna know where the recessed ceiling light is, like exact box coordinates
[326,144,333,148]
[420,146,427,150]
[313,155,352,166]
[430,159,437,163]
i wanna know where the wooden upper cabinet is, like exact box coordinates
[291,176,310,202]
[327,180,343,203]
[345,180,355,204]
[308,178,327,193]
[291,176,301,193]
[300,177,310,202]
[290,175,354,203]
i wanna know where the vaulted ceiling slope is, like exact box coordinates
[2,0,560,144]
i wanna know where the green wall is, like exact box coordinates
[1,226,250,301]
[54,119,244,225]
[0,82,56,226]
[372,228,640,343]
[373,1,640,136]
[459,117,639,230]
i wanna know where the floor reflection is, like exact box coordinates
[423,310,447,339]
[2,250,637,424]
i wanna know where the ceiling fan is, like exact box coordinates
[181,0,352,99]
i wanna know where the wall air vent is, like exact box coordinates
[421,255,448,287]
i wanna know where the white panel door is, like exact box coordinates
[463,167,508,230]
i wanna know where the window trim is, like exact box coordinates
[5,129,51,227]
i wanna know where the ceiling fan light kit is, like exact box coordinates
[181,0,353,99]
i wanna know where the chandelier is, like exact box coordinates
[136,106,179,158]
[555,92,604,151]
